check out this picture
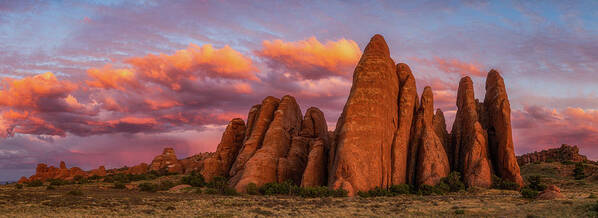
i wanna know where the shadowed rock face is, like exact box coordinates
[233,95,303,192]
[392,63,418,185]
[451,77,493,188]
[328,34,399,196]
[483,70,524,188]
[414,87,450,186]
[200,118,246,181]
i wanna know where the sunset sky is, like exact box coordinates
[1,0,597,181]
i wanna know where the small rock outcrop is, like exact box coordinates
[149,148,183,174]
[517,144,589,166]
[536,185,565,200]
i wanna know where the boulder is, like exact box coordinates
[233,95,303,192]
[169,184,192,192]
[483,70,524,188]
[200,118,246,181]
[537,185,565,200]
[149,147,183,174]
[329,34,398,196]
[414,87,450,186]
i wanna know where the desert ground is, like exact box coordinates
[1,161,597,217]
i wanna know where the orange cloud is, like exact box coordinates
[86,65,140,90]
[411,57,485,77]
[126,43,259,91]
[257,37,361,79]
[0,72,77,109]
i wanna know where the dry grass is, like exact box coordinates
[1,162,597,217]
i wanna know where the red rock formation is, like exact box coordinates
[149,147,183,174]
[517,144,589,166]
[483,70,524,188]
[233,95,303,192]
[125,163,149,175]
[200,118,246,181]
[433,109,450,165]
[329,34,398,196]
[301,139,328,187]
[414,87,450,186]
[391,63,418,185]
[451,77,493,188]
[89,166,107,177]
[17,176,29,184]
[229,96,280,182]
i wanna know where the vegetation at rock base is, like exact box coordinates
[26,180,43,187]
[492,175,520,190]
[574,162,586,180]
[181,171,206,187]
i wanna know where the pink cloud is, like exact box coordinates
[257,37,361,80]
[410,57,485,77]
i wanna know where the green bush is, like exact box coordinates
[87,175,102,181]
[139,182,158,192]
[526,176,546,191]
[46,185,55,190]
[389,184,411,195]
[591,201,598,212]
[207,176,227,189]
[259,180,300,195]
[113,182,126,189]
[48,179,70,186]
[492,175,520,190]
[15,183,23,189]
[574,162,586,180]
[455,209,465,214]
[181,171,206,187]
[67,189,84,196]
[589,193,597,199]
[204,188,219,195]
[441,172,465,192]
[246,183,259,195]
[26,180,43,187]
[521,188,539,199]
[417,184,448,195]
[222,186,239,196]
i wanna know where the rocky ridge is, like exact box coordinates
[517,144,589,166]
[20,34,525,196]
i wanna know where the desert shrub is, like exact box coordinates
[87,175,102,181]
[149,169,175,178]
[591,201,598,213]
[389,184,411,195]
[181,171,206,187]
[159,180,175,191]
[207,176,227,189]
[46,185,55,190]
[417,184,448,195]
[204,188,219,195]
[574,162,586,180]
[67,189,84,196]
[48,179,70,186]
[73,175,89,184]
[526,176,546,191]
[113,182,126,189]
[298,186,347,198]
[15,183,23,189]
[259,180,300,195]
[26,180,43,187]
[246,183,259,195]
[441,172,465,192]
[222,186,239,196]
[521,188,539,199]
[589,193,597,199]
[492,175,520,190]
[455,209,465,214]
[139,182,159,192]
[561,160,575,165]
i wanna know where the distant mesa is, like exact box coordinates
[20,34,526,196]
[517,144,590,166]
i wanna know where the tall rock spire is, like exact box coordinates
[483,70,524,188]
[391,63,418,185]
[451,76,493,188]
[328,34,399,196]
